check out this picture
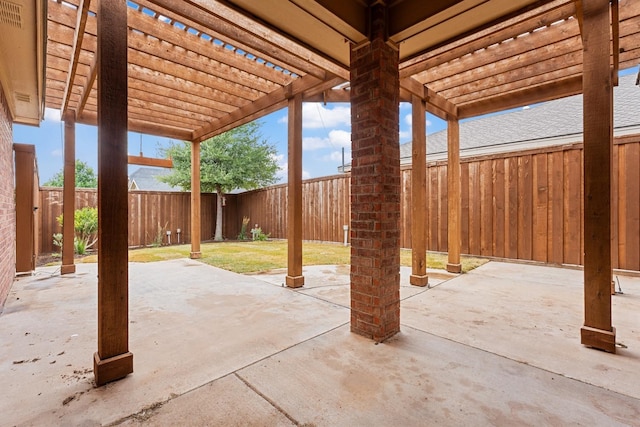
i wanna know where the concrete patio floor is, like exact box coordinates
[1,259,639,426]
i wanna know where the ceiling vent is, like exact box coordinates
[0,1,22,29]
[15,92,30,103]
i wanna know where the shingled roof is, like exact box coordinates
[397,71,640,164]
[128,167,177,192]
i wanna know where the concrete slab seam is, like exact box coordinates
[399,324,640,403]
[234,372,300,426]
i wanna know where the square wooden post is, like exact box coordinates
[286,93,304,288]
[447,117,462,273]
[190,141,202,259]
[410,95,428,287]
[350,3,401,342]
[580,0,616,353]
[94,0,133,386]
[61,111,76,275]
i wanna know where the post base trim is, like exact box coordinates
[581,326,616,354]
[190,252,202,259]
[409,274,429,287]
[61,264,76,275]
[94,351,133,386]
[285,275,304,288]
[446,263,462,273]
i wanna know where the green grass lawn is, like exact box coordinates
[76,240,487,274]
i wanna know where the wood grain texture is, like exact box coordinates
[96,0,130,365]
[581,0,613,334]
[38,138,640,272]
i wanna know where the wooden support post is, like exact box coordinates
[447,117,462,273]
[61,112,76,275]
[580,0,616,353]
[190,141,202,259]
[410,95,428,287]
[286,93,304,288]
[94,0,133,386]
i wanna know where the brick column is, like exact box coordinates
[350,4,400,342]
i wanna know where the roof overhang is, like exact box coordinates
[0,0,47,125]
[225,0,551,64]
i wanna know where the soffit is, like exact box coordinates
[0,0,46,125]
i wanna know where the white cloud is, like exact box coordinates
[302,129,351,151]
[399,130,410,141]
[51,149,62,158]
[404,113,432,129]
[44,108,61,123]
[278,104,351,129]
[273,153,310,181]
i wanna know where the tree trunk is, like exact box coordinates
[214,186,223,241]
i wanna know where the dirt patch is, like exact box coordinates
[37,253,60,267]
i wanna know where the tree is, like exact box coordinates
[44,160,97,188]
[159,122,280,240]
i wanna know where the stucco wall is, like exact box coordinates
[0,84,16,308]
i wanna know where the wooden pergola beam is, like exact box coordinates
[457,74,583,119]
[126,30,276,96]
[143,0,346,80]
[400,0,576,78]
[192,74,326,142]
[400,77,457,120]
[77,57,97,117]
[78,111,193,140]
[416,17,580,87]
[127,155,173,168]
[447,54,583,105]
[129,3,294,87]
[60,0,91,115]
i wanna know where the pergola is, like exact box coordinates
[44,0,640,385]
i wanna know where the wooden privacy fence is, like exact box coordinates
[235,175,351,244]
[38,188,239,253]
[234,137,640,271]
[38,135,640,271]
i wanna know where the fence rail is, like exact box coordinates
[38,136,640,271]
[38,189,238,253]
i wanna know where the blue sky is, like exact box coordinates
[13,102,445,184]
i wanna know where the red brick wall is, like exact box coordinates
[0,84,16,308]
[349,4,401,342]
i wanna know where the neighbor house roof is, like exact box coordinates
[128,167,177,192]
[392,71,640,166]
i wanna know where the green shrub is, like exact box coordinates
[55,207,98,254]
